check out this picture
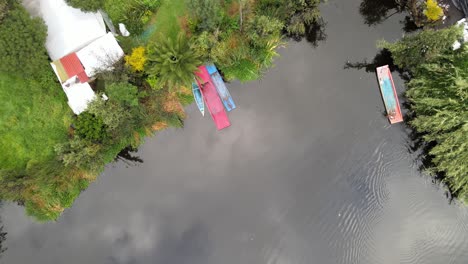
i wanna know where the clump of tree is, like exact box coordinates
[380,25,468,203]
[104,0,161,35]
[185,0,318,82]
[378,25,463,71]
[255,0,322,38]
[148,33,202,89]
[0,1,48,77]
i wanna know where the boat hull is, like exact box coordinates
[192,82,205,116]
[376,65,403,124]
[205,63,236,111]
[195,66,231,130]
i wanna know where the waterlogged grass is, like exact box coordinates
[0,73,72,170]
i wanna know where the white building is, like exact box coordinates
[24,0,124,114]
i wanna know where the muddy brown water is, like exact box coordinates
[1,0,468,263]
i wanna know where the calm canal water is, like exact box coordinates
[2,0,468,263]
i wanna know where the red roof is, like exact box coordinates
[60,53,89,83]
[77,71,89,83]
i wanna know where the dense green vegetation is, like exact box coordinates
[148,33,202,89]
[0,1,48,77]
[380,26,468,203]
[0,2,79,220]
[0,0,9,22]
[1,0,321,221]
[65,0,104,12]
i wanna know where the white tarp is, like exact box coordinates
[34,0,107,60]
[453,18,468,50]
[76,32,125,77]
[50,64,96,115]
[119,23,130,37]
[62,81,96,115]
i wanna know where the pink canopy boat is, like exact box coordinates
[195,66,231,130]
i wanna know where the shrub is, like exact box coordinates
[55,136,104,171]
[125,46,147,72]
[186,0,223,32]
[424,0,444,22]
[87,96,133,138]
[105,82,140,108]
[193,31,220,61]
[245,15,283,47]
[74,112,108,142]
[222,59,259,82]
[146,75,164,90]
[255,0,321,38]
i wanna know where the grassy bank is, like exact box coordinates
[0,73,71,170]
[148,0,186,40]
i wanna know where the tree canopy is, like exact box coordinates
[382,26,468,203]
[0,2,48,77]
[255,0,321,37]
[378,25,463,71]
[148,33,202,90]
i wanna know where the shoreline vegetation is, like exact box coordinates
[352,0,467,203]
[379,24,468,203]
[0,0,323,221]
[0,0,466,222]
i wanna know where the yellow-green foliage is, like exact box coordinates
[424,0,444,22]
[125,46,147,71]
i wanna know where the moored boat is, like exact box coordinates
[376,65,403,124]
[192,81,205,116]
[195,66,231,130]
[205,63,236,111]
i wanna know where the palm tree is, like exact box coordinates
[147,33,202,91]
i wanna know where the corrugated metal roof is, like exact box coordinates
[60,53,84,77]
[59,52,89,83]
[77,71,89,83]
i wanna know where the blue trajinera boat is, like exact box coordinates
[192,81,205,116]
[205,63,236,111]
[376,65,403,124]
